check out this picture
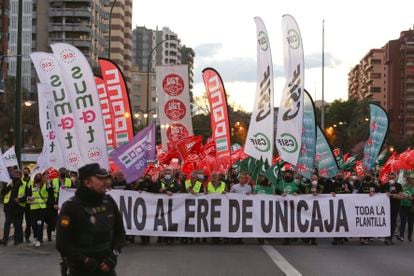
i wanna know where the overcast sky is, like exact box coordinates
[133,0,414,111]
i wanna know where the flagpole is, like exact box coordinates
[321,19,325,130]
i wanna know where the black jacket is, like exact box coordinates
[56,185,126,272]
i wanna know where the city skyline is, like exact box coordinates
[132,0,414,111]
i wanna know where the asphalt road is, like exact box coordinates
[0,237,413,276]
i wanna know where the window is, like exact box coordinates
[370,86,381,93]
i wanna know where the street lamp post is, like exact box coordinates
[145,38,178,126]
[108,0,118,59]
[15,0,23,166]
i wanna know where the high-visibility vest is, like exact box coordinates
[4,182,27,207]
[207,181,226,193]
[52,178,72,199]
[21,178,33,189]
[185,180,202,193]
[40,183,49,203]
[29,185,46,210]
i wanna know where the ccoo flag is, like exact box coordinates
[363,103,389,171]
[244,17,274,165]
[202,68,232,169]
[110,123,156,184]
[276,14,305,166]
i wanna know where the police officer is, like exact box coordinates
[56,163,126,276]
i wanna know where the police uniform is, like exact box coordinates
[56,164,125,276]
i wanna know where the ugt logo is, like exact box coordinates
[163,74,184,96]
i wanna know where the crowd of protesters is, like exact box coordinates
[1,164,413,247]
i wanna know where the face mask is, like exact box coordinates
[351,175,358,180]
[164,175,171,180]
[294,179,301,184]
[311,180,318,185]
[70,177,77,182]
[197,174,204,181]
[389,180,395,184]
[23,173,29,178]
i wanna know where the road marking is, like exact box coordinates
[261,243,302,276]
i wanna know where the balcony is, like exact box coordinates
[48,23,92,33]
[49,8,91,18]
[49,38,91,48]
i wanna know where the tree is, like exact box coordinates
[191,93,251,145]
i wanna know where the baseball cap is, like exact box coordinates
[78,163,109,181]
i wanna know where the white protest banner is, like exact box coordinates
[156,65,193,150]
[59,190,390,238]
[245,17,274,165]
[276,14,305,166]
[31,52,82,171]
[3,146,18,168]
[51,43,109,169]
[36,83,65,170]
[0,149,11,183]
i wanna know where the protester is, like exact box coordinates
[27,173,53,247]
[205,171,227,194]
[43,170,57,242]
[185,171,204,194]
[21,167,33,243]
[0,169,26,246]
[156,168,179,244]
[358,173,378,245]
[348,171,361,193]
[380,172,403,244]
[253,173,273,195]
[112,170,128,190]
[399,171,414,242]
[69,171,81,188]
[303,173,323,245]
[230,171,251,244]
[328,170,353,245]
[275,168,301,245]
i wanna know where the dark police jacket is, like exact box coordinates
[56,185,125,271]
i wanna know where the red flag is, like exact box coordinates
[202,68,232,168]
[176,135,203,161]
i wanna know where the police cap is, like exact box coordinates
[78,163,109,182]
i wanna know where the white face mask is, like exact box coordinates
[164,175,171,180]
[311,180,318,185]
[352,175,358,180]
[389,180,395,184]
[197,174,204,181]
[71,177,77,182]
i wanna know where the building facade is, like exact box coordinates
[9,0,32,91]
[104,0,132,84]
[0,0,9,96]
[348,29,414,137]
[131,26,195,122]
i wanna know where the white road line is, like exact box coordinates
[261,244,302,276]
